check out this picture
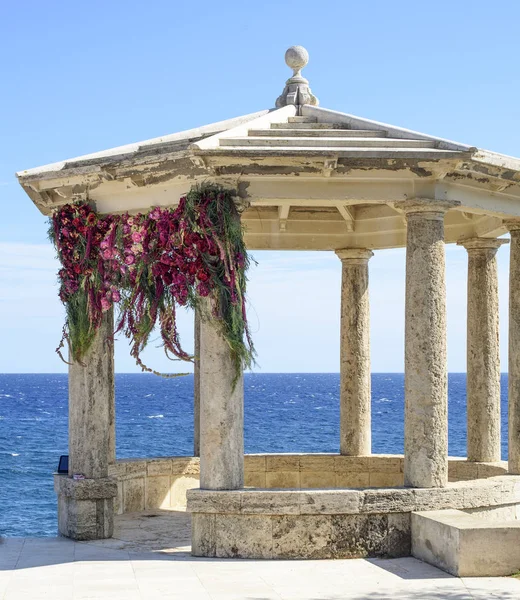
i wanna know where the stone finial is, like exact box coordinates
[276,46,319,110]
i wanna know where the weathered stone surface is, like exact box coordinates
[54,475,117,500]
[191,513,216,557]
[412,508,520,577]
[402,200,454,488]
[216,514,273,558]
[336,472,370,488]
[186,489,242,513]
[265,471,300,488]
[387,512,411,557]
[369,455,403,473]
[361,489,415,513]
[145,475,170,509]
[273,515,333,559]
[331,514,388,558]
[300,490,362,515]
[266,454,300,472]
[299,454,335,472]
[171,475,199,507]
[244,472,267,487]
[68,310,115,479]
[58,497,114,541]
[336,249,373,456]
[459,238,506,463]
[123,478,145,513]
[240,490,302,515]
[507,224,520,474]
[368,473,404,487]
[334,456,369,473]
[171,457,200,475]
[244,454,267,472]
[300,470,336,488]
[146,459,172,476]
[193,307,201,457]
[199,298,244,490]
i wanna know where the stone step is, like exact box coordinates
[220,137,436,149]
[287,116,317,123]
[411,509,520,577]
[250,129,387,138]
[271,122,349,130]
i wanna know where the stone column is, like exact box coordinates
[458,238,507,463]
[401,199,457,489]
[506,221,520,474]
[55,309,117,540]
[335,248,373,456]
[193,307,201,457]
[199,299,244,490]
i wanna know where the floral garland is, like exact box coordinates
[49,184,255,380]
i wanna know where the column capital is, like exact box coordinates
[457,237,509,252]
[504,219,520,233]
[335,248,373,264]
[396,198,461,219]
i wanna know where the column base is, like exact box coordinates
[54,474,117,540]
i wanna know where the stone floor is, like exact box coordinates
[1,510,520,599]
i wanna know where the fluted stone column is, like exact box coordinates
[193,308,201,457]
[199,299,244,490]
[402,199,456,489]
[55,309,117,540]
[459,238,507,462]
[506,221,520,474]
[336,248,373,456]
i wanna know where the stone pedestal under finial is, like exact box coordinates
[276,45,319,111]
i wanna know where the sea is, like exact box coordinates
[0,373,509,538]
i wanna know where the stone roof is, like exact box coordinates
[15,46,520,250]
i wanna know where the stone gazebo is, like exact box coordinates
[17,47,520,561]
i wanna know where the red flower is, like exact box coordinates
[196,270,209,282]
[86,213,97,226]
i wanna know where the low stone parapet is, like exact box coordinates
[110,454,508,515]
[187,476,520,559]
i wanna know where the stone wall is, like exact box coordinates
[110,454,508,515]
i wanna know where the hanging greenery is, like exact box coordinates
[48,183,255,381]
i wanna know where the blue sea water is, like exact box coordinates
[0,373,509,537]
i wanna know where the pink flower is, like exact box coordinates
[102,249,112,260]
[149,207,162,221]
[112,290,121,302]
[101,297,111,312]
[131,232,143,243]
[125,254,135,265]
[100,239,109,250]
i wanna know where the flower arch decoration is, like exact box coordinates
[49,184,255,381]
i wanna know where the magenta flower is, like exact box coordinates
[131,232,143,243]
[100,297,111,312]
[125,254,135,265]
[112,290,121,302]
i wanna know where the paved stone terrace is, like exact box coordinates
[1,511,520,599]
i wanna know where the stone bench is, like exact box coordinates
[411,509,520,577]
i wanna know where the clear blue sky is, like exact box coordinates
[1,1,519,373]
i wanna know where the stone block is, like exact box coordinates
[412,509,520,576]
[171,457,200,475]
[215,514,273,558]
[123,478,145,513]
[331,514,388,558]
[145,475,171,509]
[361,488,415,513]
[244,455,267,472]
[369,472,404,487]
[244,471,267,487]
[454,461,480,481]
[387,512,411,557]
[272,515,333,559]
[266,454,300,472]
[240,491,301,515]
[186,489,242,514]
[266,471,300,489]
[54,475,117,500]
[370,456,403,473]
[334,456,368,473]
[170,475,199,508]
[191,513,216,557]
[300,470,336,488]
[121,460,147,478]
[299,454,335,472]
[146,459,172,476]
[300,490,362,515]
[58,496,114,541]
[336,472,370,488]
[462,480,504,508]
[477,462,507,478]
[115,482,123,515]
[412,487,464,511]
